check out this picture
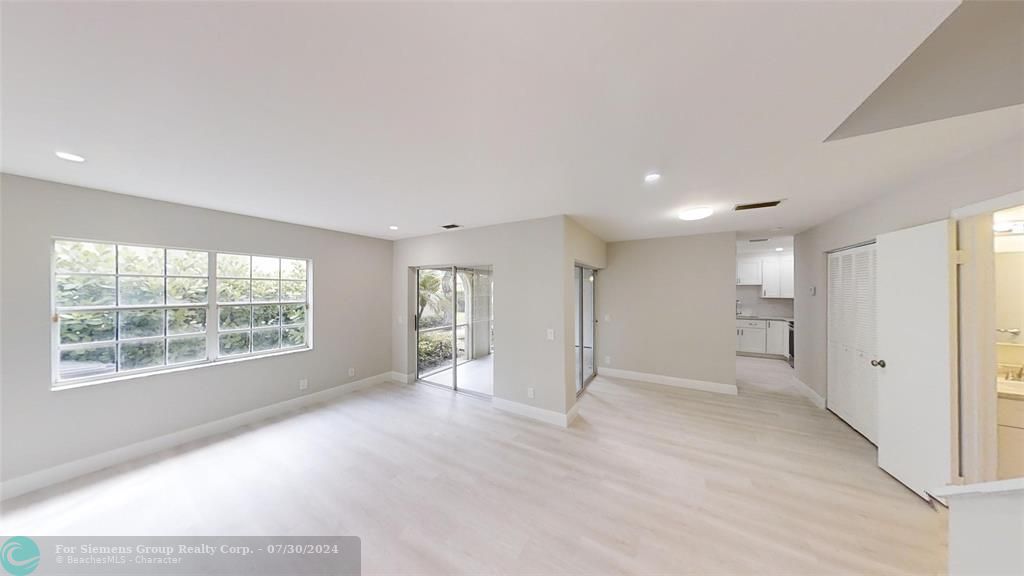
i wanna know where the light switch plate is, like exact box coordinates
[546,328,555,341]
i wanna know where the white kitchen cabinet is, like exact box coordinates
[766,320,789,356]
[739,328,766,353]
[780,255,794,298]
[736,257,762,285]
[736,320,767,353]
[761,257,781,297]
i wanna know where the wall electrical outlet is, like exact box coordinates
[298,378,309,391]
[604,314,611,322]
[604,356,611,365]
[348,368,356,377]
[527,387,535,399]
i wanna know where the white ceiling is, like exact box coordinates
[3,1,1018,242]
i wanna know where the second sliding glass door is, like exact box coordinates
[575,265,596,393]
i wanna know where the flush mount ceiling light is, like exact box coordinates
[678,206,714,221]
[389,225,399,231]
[644,173,661,184]
[55,151,85,163]
[775,247,784,252]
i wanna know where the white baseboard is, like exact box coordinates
[1,372,393,501]
[492,397,573,427]
[389,371,411,384]
[566,400,581,426]
[599,367,738,396]
[791,376,826,409]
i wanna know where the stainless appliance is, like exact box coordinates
[787,320,795,367]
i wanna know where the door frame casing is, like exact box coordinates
[953,190,1024,483]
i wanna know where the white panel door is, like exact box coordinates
[877,219,954,500]
[852,248,878,442]
[827,244,877,443]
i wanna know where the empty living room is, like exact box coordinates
[2,1,1023,575]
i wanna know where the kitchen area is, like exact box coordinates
[736,237,794,365]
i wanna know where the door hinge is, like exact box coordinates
[953,250,968,265]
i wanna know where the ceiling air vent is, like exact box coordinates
[734,200,783,211]
[441,224,461,230]
[748,238,770,243]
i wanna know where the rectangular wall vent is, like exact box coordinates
[441,224,461,230]
[748,238,770,243]
[734,200,783,211]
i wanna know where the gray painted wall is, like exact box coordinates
[597,232,737,386]
[794,136,1024,398]
[393,216,572,413]
[0,174,394,481]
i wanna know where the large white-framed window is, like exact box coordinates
[52,239,311,388]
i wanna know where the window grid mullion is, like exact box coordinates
[208,251,219,363]
[164,248,169,367]
[114,244,121,373]
[54,242,309,385]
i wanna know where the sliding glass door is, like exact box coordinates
[416,266,494,395]
[416,268,454,386]
[575,265,596,393]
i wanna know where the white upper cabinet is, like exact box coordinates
[736,252,794,297]
[736,256,762,285]
[761,257,781,297]
[780,254,794,298]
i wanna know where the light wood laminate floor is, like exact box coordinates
[1,358,945,575]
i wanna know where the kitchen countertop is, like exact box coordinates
[736,315,794,322]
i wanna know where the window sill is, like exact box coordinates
[52,346,314,392]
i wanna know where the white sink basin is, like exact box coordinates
[998,379,1024,400]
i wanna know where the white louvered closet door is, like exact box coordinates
[827,243,878,444]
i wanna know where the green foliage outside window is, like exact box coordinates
[55,240,308,381]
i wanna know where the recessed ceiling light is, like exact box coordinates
[678,206,714,221]
[389,225,399,231]
[55,151,85,163]
[644,173,661,184]
[775,247,784,252]
[993,222,1014,233]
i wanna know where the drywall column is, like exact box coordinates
[393,216,570,416]
[933,480,1024,576]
